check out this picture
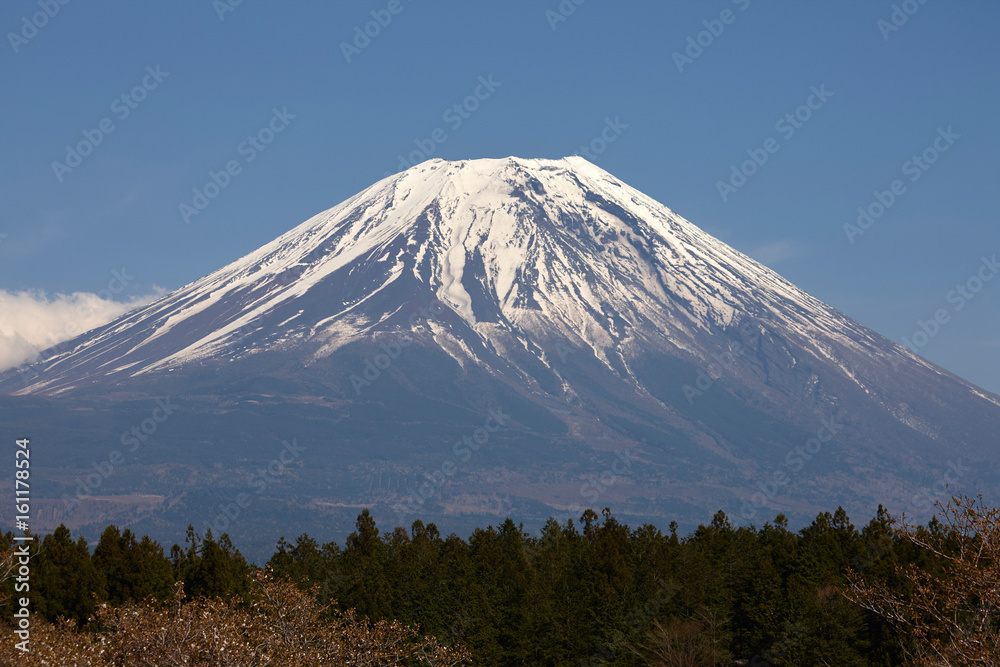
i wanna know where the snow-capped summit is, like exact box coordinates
[4,156,926,395]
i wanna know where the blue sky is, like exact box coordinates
[1,0,998,392]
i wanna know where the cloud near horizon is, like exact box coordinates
[0,289,163,372]
[745,240,807,266]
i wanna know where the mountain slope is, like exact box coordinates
[5,157,926,392]
[2,156,996,560]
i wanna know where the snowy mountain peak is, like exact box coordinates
[4,157,936,396]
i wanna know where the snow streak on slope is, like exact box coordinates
[15,156,923,394]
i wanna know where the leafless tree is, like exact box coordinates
[843,494,1000,666]
[634,609,729,667]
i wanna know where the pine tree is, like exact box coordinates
[93,525,173,604]
[340,509,392,619]
[174,527,251,600]
[34,525,105,626]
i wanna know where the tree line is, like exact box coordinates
[1,496,996,665]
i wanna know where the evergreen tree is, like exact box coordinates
[34,525,104,626]
[340,509,392,619]
[174,527,251,600]
[93,525,173,604]
[6,503,931,665]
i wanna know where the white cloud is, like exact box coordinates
[745,240,806,266]
[0,289,163,372]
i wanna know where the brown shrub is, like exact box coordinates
[0,569,470,666]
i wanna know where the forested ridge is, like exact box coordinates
[1,497,997,666]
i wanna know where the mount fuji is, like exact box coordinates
[3,156,997,560]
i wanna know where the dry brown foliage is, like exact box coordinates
[633,610,729,667]
[0,545,16,608]
[843,494,1000,666]
[0,569,470,666]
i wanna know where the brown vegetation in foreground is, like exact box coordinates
[844,495,1000,666]
[0,570,470,666]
